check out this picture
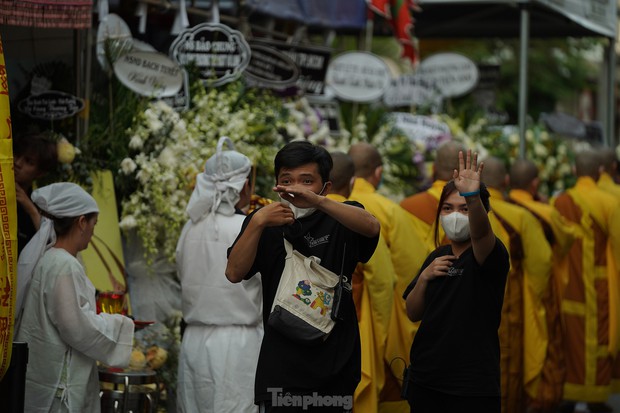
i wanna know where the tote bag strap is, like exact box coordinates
[282,237,336,287]
[283,237,294,259]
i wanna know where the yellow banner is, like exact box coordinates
[81,170,127,294]
[0,34,17,380]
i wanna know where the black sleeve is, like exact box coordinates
[479,237,510,277]
[344,200,379,263]
[227,210,262,279]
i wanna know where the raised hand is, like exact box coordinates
[254,201,295,227]
[273,184,322,209]
[453,150,484,195]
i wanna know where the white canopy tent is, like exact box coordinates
[414,0,618,152]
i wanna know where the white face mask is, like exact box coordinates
[440,212,470,242]
[279,197,316,219]
[279,183,326,219]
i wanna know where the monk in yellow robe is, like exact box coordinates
[400,140,467,249]
[508,158,566,413]
[550,149,620,411]
[598,147,620,200]
[597,148,620,395]
[327,151,396,413]
[484,157,553,413]
[348,143,429,413]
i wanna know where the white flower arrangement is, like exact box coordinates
[443,117,576,197]
[119,82,308,263]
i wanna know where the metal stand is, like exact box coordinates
[99,367,159,413]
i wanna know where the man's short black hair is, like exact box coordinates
[274,141,333,184]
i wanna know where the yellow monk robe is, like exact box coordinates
[349,178,429,413]
[508,189,566,411]
[597,173,620,391]
[399,179,447,249]
[488,188,553,413]
[327,193,396,413]
[598,172,620,201]
[550,176,620,402]
[0,33,17,380]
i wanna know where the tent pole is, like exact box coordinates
[518,5,530,159]
[605,39,616,147]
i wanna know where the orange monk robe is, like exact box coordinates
[326,194,396,413]
[349,178,429,413]
[550,177,620,401]
[488,188,553,413]
[508,189,566,412]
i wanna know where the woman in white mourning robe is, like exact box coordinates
[15,183,134,413]
[176,137,263,413]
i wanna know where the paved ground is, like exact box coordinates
[558,395,620,412]
[608,394,620,412]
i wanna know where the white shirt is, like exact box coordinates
[176,212,263,413]
[16,248,134,413]
[176,213,262,326]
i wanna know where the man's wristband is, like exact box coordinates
[459,190,480,197]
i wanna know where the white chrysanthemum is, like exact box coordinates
[170,120,187,140]
[286,123,304,140]
[136,169,151,185]
[119,215,137,230]
[147,117,164,132]
[290,109,305,124]
[129,135,144,150]
[558,163,572,176]
[158,147,177,169]
[534,143,548,157]
[508,133,519,145]
[307,113,320,130]
[525,130,534,142]
[557,144,568,156]
[120,158,137,175]
[307,124,330,143]
[545,157,557,169]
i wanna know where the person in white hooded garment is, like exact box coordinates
[176,136,263,413]
[14,182,134,413]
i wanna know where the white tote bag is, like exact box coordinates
[268,239,339,344]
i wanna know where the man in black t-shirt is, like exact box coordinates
[227,141,380,412]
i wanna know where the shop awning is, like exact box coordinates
[0,0,93,29]
[413,0,618,148]
[413,0,617,39]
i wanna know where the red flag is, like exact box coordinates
[367,0,418,65]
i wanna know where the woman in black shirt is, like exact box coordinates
[403,150,510,413]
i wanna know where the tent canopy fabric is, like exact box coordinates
[244,0,617,39]
[245,0,368,30]
[414,0,617,39]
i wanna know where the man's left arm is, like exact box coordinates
[275,184,379,238]
[317,197,380,238]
